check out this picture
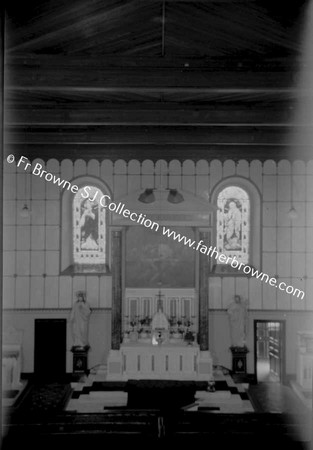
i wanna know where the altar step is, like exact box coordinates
[65,370,254,414]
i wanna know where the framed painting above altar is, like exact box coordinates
[125,226,195,288]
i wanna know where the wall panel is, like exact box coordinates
[208,277,222,309]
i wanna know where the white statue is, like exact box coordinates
[70,291,92,349]
[227,295,248,347]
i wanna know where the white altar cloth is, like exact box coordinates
[106,343,213,381]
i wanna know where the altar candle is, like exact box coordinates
[130,299,137,320]
[184,299,190,319]
[170,299,176,317]
[143,298,150,317]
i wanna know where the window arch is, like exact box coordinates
[216,186,250,265]
[61,177,111,274]
[211,177,261,274]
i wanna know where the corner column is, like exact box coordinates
[199,230,209,351]
[111,228,123,350]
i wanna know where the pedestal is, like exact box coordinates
[71,346,89,375]
[230,346,249,374]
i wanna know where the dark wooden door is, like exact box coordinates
[34,319,67,380]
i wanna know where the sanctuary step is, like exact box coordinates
[65,370,254,414]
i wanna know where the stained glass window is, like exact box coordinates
[73,186,106,264]
[216,186,250,264]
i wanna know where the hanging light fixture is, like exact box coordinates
[20,172,31,218]
[287,168,298,220]
[20,204,30,218]
[167,189,184,204]
[138,164,184,204]
[138,187,184,204]
[138,188,156,204]
[287,205,298,220]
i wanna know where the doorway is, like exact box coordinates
[254,320,285,383]
[34,319,67,380]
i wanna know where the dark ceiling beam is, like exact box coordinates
[4,125,302,145]
[6,68,295,90]
[5,54,297,70]
[137,0,257,2]
[5,87,301,97]
[5,106,297,126]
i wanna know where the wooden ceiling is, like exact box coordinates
[4,0,312,161]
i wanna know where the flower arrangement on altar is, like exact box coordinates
[124,313,197,344]
[138,316,152,337]
[129,317,139,331]
[139,316,152,327]
[184,330,195,344]
[168,315,196,339]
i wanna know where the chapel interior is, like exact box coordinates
[2,0,313,448]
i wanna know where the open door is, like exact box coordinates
[34,319,67,380]
[254,320,285,383]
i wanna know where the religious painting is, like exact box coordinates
[125,226,195,288]
[216,186,250,264]
[73,186,106,264]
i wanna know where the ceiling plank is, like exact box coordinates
[6,66,295,89]
[5,107,296,126]
[4,124,303,145]
[5,54,297,69]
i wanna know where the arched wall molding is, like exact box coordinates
[60,176,112,274]
[210,176,262,274]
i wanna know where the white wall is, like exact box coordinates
[3,157,313,376]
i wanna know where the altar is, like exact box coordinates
[105,282,213,381]
[107,343,213,381]
[107,194,213,382]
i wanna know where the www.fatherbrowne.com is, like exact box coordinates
[162,226,305,300]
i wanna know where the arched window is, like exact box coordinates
[61,177,110,274]
[216,186,250,265]
[211,177,261,274]
[73,186,106,265]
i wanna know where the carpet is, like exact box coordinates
[126,380,200,409]
[15,382,72,416]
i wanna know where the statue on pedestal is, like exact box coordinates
[70,291,92,350]
[227,295,248,348]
